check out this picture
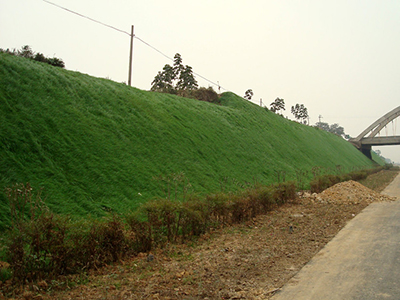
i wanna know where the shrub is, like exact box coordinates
[6,212,69,282]
[234,186,275,220]
[339,173,352,182]
[5,182,45,229]
[6,229,26,282]
[91,215,127,263]
[230,195,253,223]
[4,183,71,281]
[310,177,327,193]
[348,170,368,181]
[254,186,276,213]
[176,87,220,104]
[191,87,220,104]
[125,211,152,253]
[205,193,231,226]
[310,174,341,193]
[0,265,11,282]
[178,199,208,239]
[6,213,130,282]
[1,45,65,68]
[273,182,297,205]
[126,196,213,249]
[140,199,180,246]
[66,219,95,271]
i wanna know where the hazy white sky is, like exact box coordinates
[2,0,400,162]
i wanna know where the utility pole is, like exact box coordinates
[128,25,134,86]
[260,98,263,107]
[318,115,323,123]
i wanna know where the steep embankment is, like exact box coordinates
[0,53,376,229]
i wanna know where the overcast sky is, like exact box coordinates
[2,0,400,162]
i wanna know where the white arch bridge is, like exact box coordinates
[349,106,400,159]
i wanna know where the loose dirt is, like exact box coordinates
[1,173,398,300]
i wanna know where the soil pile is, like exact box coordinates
[307,180,395,205]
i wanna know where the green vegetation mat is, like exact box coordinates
[0,53,378,230]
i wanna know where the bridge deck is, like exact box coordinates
[359,136,400,146]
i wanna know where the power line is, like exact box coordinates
[42,0,228,91]
[134,36,174,62]
[43,0,131,36]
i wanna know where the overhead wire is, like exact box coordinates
[42,0,131,36]
[42,0,228,91]
[133,36,174,62]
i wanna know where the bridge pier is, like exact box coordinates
[360,145,372,160]
[349,141,372,160]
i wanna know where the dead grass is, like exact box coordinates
[358,168,399,193]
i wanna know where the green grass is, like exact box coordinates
[371,150,387,166]
[0,53,377,230]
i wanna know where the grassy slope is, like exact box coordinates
[371,151,387,166]
[0,53,376,229]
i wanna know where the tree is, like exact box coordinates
[46,57,65,68]
[151,53,197,94]
[291,104,308,124]
[244,89,253,100]
[173,53,184,79]
[34,52,47,63]
[161,64,175,90]
[18,45,34,58]
[329,123,345,136]
[315,122,345,136]
[176,65,198,92]
[151,71,168,92]
[150,64,175,93]
[315,122,330,132]
[270,98,285,114]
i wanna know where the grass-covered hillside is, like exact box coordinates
[0,53,376,230]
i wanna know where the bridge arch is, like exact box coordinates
[349,106,400,159]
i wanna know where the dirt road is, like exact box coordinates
[272,173,400,300]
